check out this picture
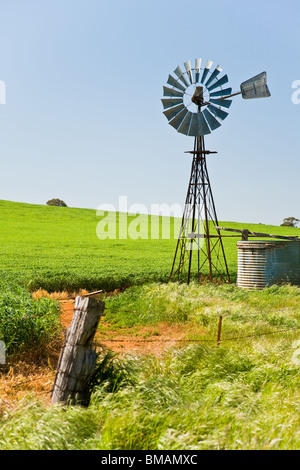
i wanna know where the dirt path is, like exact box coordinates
[59,300,195,356]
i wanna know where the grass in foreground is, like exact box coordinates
[1,282,300,450]
[1,338,300,450]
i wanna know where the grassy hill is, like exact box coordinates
[2,199,300,450]
[1,199,299,292]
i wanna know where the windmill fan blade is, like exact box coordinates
[205,65,222,87]
[209,87,232,98]
[163,86,184,98]
[174,66,190,87]
[207,104,229,121]
[209,98,232,109]
[184,60,194,84]
[167,75,186,92]
[162,58,235,137]
[161,98,184,110]
[178,112,193,135]
[203,109,222,131]
[169,108,189,130]
[195,58,202,83]
[197,112,211,135]
[163,103,185,121]
[207,74,229,92]
[201,60,213,84]
[188,113,200,136]
[240,71,271,99]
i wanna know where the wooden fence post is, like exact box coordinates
[217,315,223,346]
[51,295,105,406]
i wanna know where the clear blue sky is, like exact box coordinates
[1,0,300,226]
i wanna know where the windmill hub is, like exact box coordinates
[191,86,204,107]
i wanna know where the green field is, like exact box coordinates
[1,199,299,292]
[1,199,300,450]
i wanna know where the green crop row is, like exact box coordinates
[1,199,299,292]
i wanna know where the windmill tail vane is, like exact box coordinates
[162,58,271,284]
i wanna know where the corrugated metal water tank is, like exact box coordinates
[237,240,300,289]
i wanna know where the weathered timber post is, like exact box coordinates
[51,295,105,406]
[242,230,249,241]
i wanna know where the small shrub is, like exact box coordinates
[46,198,67,207]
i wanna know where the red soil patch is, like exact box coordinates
[59,300,199,356]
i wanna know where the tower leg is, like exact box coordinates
[170,135,230,284]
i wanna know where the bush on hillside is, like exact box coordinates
[46,199,67,207]
[281,217,299,227]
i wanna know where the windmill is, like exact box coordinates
[162,59,271,284]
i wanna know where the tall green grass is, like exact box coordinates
[1,283,300,449]
[0,275,61,358]
[1,337,300,450]
[103,282,300,341]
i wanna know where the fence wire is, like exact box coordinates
[2,324,300,396]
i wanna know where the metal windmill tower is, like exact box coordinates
[162,58,271,284]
